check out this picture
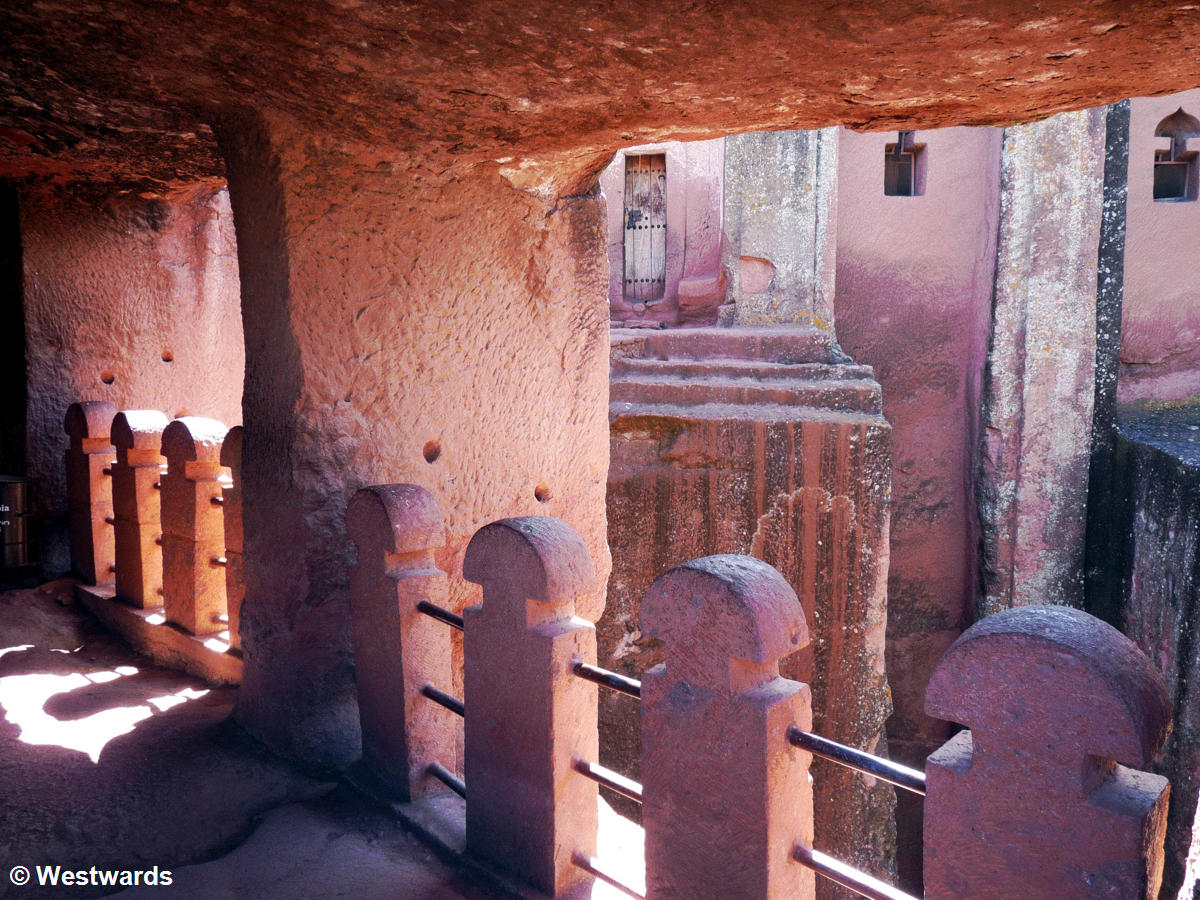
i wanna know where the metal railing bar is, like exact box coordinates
[572,661,642,699]
[793,845,917,900]
[787,726,926,796]
[416,599,464,632]
[573,758,643,803]
[427,762,466,798]
[421,683,464,718]
[571,851,645,900]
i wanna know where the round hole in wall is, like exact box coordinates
[161,349,174,362]
[423,440,441,464]
[100,371,115,385]
[534,483,552,503]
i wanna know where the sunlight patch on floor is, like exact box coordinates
[0,647,209,762]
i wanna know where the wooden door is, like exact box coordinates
[623,154,667,301]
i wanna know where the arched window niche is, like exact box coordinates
[1153,107,1200,202]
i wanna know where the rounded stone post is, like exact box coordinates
[640,554,815,900]
[111,410,170,608]
[462,516,600,897]
[346,483,454,801]
[923,605,1172,899]
[63,401,118,585]
[160,416,229,635]
[220,425,243,650]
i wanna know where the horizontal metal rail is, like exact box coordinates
[787,726,926,796]
[427,761,466,799]
[573,758,643,803]
[571,851,645,900]
[421,683,464,718]
[569,664,924,797]
[571,661,642,699]
[793,844,917,900]
[416,600,464,632]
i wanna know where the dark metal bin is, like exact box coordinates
[0,475,32,568]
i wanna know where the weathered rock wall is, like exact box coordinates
[21,183,243,576]
[978,108,1107,614]
[605,328,894,894]
[723,129,839,328]
[1112,422,1200,898]
[0,186,24,482]
[218,110,612,768]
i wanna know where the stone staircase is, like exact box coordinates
[609,326,883,419]
[603,324,895,885]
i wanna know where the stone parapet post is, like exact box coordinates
[640,554,815,900]
[219,425,244,650]
[160,416,229,635]
[924,605,1172,899]
[346,483,454,801]
[63,401,118,585]
[110,410,170,607]
[462,517,600,896]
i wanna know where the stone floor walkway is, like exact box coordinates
[0,579,504,899]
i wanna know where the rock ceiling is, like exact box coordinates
[2,1,1199,190]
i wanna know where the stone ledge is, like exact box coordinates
[73,581,242,685]
[345,762,645,900]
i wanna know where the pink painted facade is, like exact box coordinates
[1120,88,1200,406]
[835,126,1001,758]
[600,139,725,325]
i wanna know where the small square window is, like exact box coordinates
[1154,149,1197,202]
[884,132,926,197]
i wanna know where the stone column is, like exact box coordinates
[111,410,169,607]
[160,416,229,635]
[462,517,600,896]
[216,111,611,769]
[722,128,838,328]
[63,401,117,585]
[979,108,1108,615]
[641,554,814,900]
[346,483,455,801]
[924,605,1171,899]
[220,425,244,650]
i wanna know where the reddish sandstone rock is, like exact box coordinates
[641,554,816,900]
[63,401,117,585]
[676,271,728,326]
[924,605,1171,900]
[4,4,1200,190]
[605,326,894,890]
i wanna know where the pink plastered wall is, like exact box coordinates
[1119,88,1200,406]
[600,138,724,323]
[835,126,1001,756]
[21,182,244,575]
